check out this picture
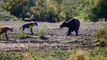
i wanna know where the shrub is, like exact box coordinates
[93,28,107,41]
[92,27,107,47]
[38,25,46,38]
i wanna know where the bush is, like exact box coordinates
[38,25,46,38]
[93,28,107,41]
[92,27,107,47]
[0,6,18,21]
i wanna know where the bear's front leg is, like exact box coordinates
[67,28,72,36]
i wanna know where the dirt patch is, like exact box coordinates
[0,21,107,51]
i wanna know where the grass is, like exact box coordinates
[12,31,28,39]
[0,47,107,60]
[0,30,29,40]
[0,21,107,60]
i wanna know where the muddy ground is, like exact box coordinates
[0,21,107,51]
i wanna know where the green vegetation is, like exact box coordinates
[93,28,107,41]
[11,31,28,39]
[92,27,107,47]
[0,0,107,60]
[38,25,47,38]
[2,0,31,20]
[1,0,107,22]
[0,47,107,60]
[0,4,17,21]
[0,50,23,60]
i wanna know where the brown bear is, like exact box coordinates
[60,17,80,36]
